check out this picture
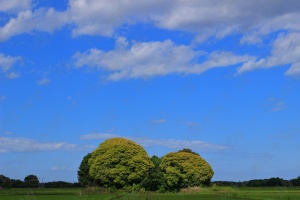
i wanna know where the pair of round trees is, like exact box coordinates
[78,138,214,190]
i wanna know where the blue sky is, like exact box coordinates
[0,0,300,183]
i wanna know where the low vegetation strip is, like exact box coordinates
[1,187,299,200]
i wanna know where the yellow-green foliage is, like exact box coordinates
[88,138,153,188]
[160,151,214,188]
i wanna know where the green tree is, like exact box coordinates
[78,153,95,186]
[24,174,39,184]
[160,149,214,190]
[88,138,153,189]
[141,155,166,191]
[11,179,24,188]
[291,176,300,186]
[178,148,199,156]
[24,175,39,186]
[0,174,12,188]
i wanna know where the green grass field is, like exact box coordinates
[0,187,299,200]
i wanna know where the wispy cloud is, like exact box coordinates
[80,133,231,151]
[285,63,300,77]
[135,138,230,151]
[0,53,21,79]
[272,101,285,112]
[237,32,300,76]
[37,78,51,86]
[6,71,20,79]
[80,133,119,140]
[0,95,5,103]
[184,121,199,127]
[0,137,94,153]
[267,98,285,112]
[151,119,166,124]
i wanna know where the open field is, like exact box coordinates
[1,187,299,200]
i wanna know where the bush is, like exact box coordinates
[211,183,219,191]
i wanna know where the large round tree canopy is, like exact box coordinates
[160,149,214,188]
[88,138,153,188]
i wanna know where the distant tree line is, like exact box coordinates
[0,174,81,189]
[1,174,300,189]
[213,176,300,187]
[1,174,299,189]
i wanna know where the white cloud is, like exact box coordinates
[0,0,300,41]
[264,98,285,112]
[67,0,300,40]
[0,137,94,153]
[80,133,231,151]
[157,0,300,41]
[0,0,162,40]
[0,0,31,13]
[0,53,20,71]
[240,34,263,45]
[237,32,300,75]
[269,98,285,112]
[151,119,166,124]
[74,38,252,80]
[285,63,300,77]
[0,53,21,78]
[37,78,51,86]
[0,8,68,41]
[67,0,161,37]
[0,0,299,77]
[135,138,230,151]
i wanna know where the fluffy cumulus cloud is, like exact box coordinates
[157,0,300,42]
[73,37,252,80]
[67,0,163,36]
[0,0,31,13]
[1,0,300,40]
[0,8,68,41]
[1,0,300,77]
[0,53,21,79]
[65,0,300,41]
[0,0,163,40]
[80,133,230,151]
[0,136,93,153]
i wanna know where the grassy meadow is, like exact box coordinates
[0,186,299,200]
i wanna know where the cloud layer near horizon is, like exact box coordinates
[0,137,93,153]
[80,133,231,151]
